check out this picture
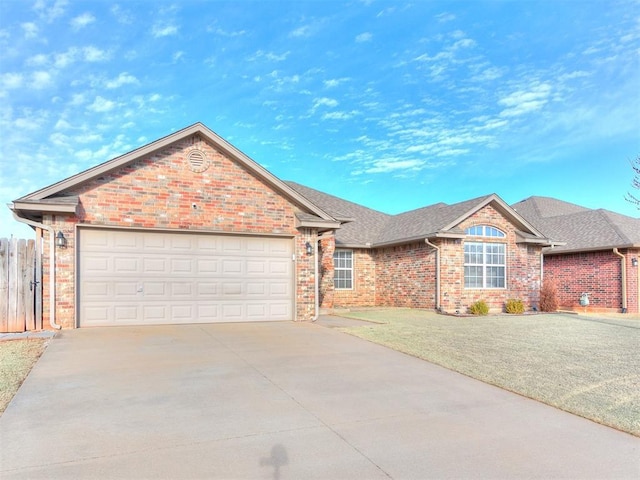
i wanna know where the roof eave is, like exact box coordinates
[544,243,640,255]
[11,201,78,215]
[296,218,342,231]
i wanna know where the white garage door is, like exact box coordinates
[78,228,294,326]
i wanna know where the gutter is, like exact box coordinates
[613,248,628,312]
[11,211,62,329]
[425,239,441,310]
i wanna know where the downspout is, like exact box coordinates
[425,239,441,311]
[613,248,628,313]
[12,212,61,329]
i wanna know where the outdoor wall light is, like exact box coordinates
[56,231,67,248]
[305,241,313,256]
[632,257,638,267]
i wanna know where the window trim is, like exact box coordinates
[333,249,354,290]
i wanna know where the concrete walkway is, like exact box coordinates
[1,320,638,479]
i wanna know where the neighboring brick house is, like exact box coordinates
[10,122,552,329]
[513,197,640,314]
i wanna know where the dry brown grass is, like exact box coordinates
[339,308,640,436]
[0,339,47,415]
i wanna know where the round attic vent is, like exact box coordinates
[187,148,209,173]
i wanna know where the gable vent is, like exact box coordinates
[187,148,209,173]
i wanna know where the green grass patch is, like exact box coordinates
[340,309,640,437]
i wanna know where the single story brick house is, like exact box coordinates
[513,197,640,314]
[11,122,554,329]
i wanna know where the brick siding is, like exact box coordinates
[544,248,639,314]
[40,135,316,328]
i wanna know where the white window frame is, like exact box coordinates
[464,224,507,289]
[333,249,354,290]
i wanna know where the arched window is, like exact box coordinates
[465,225,505,238]
[464,225,506,289]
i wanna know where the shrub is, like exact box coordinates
[539,279,559,312]
[469,300,489,315]
[505,298,525,314]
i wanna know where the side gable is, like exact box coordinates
[12,123,339,228]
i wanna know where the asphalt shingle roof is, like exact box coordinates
[512,196,640,253]
[287,182,503,247]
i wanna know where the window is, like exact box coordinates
[334,250,353,289]
[465,225,505,238]
[464,242,506,289]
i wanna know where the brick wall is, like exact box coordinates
[40,135,314,328]
[332,248,376,307]
[544,248,639,314]
[375,242,436,308]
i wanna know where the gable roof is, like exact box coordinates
[512,196,640,254]
[11,123,339,227]
[287,183,550,248]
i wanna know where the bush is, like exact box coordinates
[469,300,489,315]
[539,279,559,312]
[505,298,525,314]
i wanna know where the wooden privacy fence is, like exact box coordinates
[0,238,42,333]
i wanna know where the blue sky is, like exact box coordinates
[1,0,639,238]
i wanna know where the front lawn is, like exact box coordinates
[338,309,640,437]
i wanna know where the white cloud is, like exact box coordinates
[21,22,39,39]
[88,96,116,112]
[1,73,23,90]
[111,4,133,24]
[360,158,425,174]
[32,71,53,89]
[26,54,48,66]
[290,25,311,38]
[207,26,246,37]
[152,24,178,37]
[436,12,456,23]
[173,51,184,62]
[69,93,85,106]
[83,46,110,62]
[323,78,350,88]
[70,13,96,31]
[312,97,339,110]
[105,72,138,89]
[499,83,552,117]
[322,111,357,120]
[249,50,290,62]
[356,32,373,43]
[33,0,68,23]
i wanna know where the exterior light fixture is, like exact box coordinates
[305,241,313,256]
[632,258,638,267]
[56,231,67,248]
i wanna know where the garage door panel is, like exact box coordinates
[114,282,138,298]
[79,229,293,326]
[197,283,219,296]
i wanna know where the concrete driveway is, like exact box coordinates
[1,319,638,479]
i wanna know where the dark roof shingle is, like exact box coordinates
[512,196,640,253]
